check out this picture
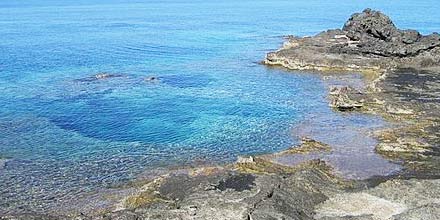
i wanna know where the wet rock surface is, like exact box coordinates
[264,9,440,72]
[371,68,440,178]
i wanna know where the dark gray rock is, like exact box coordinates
[215,174,255,192]
[264,8,440,72]
[343,8,399,42]
[339,8,440,57]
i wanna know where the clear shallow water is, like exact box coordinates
[1,0,439,214]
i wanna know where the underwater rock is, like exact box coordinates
[0,158,8,170]
[144,76,160,82]
[93,73,126,80]
[282,137,331,154]
[76,72,126,82]
[95,73,113,79]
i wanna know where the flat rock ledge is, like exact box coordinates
[2,158,440,220]
[264,8,440,73]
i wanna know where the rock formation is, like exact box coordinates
[328,86,364,111]
[264,8,440,72]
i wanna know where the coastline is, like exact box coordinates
[262,8,440,179]
[2,8,440,220]
[97,8,439,219]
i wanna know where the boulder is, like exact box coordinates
[343,8,399,42]
[329,86,364,111]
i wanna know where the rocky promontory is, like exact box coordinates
[264,8,440,73]
[265,9,440,172]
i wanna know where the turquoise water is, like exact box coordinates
[1,0,439,214]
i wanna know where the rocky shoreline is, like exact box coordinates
[2,9,440,220]
[263,8,440,73]
[264,9,440,178]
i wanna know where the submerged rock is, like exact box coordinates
[74,73,162,86]
[264,8,440,72]
[75,72,126,82]
[0,158,8,170]
[144,76,160,82]
[95,73,115,79]
[283,137,331,154]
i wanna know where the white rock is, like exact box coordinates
[315,192,407,219]
[237,156,255,164]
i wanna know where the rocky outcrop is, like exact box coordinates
[264,9,440,72]
[264,9,440,173]
[328,86,364,111]
[340,9,440,58]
